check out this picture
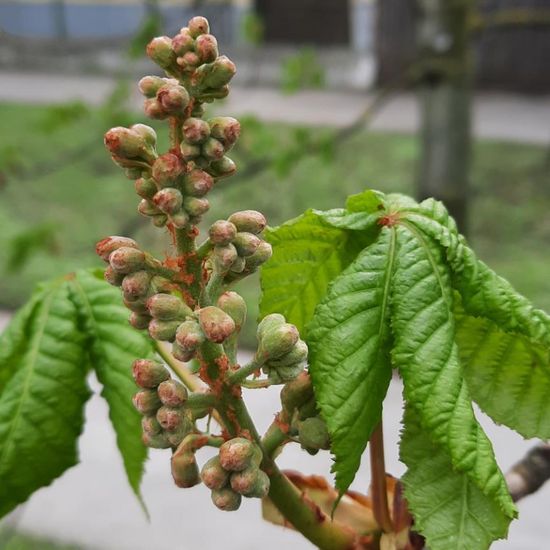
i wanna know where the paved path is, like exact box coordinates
[1,71,549,144]
[0,313,549,549]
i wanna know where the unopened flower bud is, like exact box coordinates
[177,51,200,71]
[201,456,230,490]
[147,293,188,320]
[201,137,225,161]
[166,419,194,447]
[157,84,190,114]
[258,323,300,360]
[214,243,238,271]
[230,466,270,498]
[175,319,205,351]
[133,389,162,414]
[96,236,139,262]
[129,312,152,330]
[188,16,209,37]
[170,211,190,229]
[267,363,304,384]
[183,169,213,197]
[182,117,210,145]
[131,123,157,148]
[195,34,218,63]
[156,406,186,431]
[152,187,183,215]
[142,414,162,435]
[146,36,176,70]
[125,167,143,180]
[171,451,201,488]
[198,306,236,343]
[209,220,237,245]
[280,371,314,413]
[148,318,181,342]
[142,431,171,449]
[208,156,236,179]
[299,417,330,451]
[171,341,196,362]
[233,232,261,257]
[132,359,170,389]
[122,270,151,299]
[144,98,167,120]
[228,210,266,235]
[104,266,125,286]
[268,339,308,368]
[138,75,165,98]
[229,256,246,274]
[123,295,149,314]
[104,127,144,159]
[109,247,146,274]
[219,437,255,472]
[211,487,241,511]
[217,291,246,330]
[135,177,157,199]
[157,379,188,407]
[183,197,210,217]
[152,153,184,186]
[193,56,236,90]
[180,142,201,161]
[245,241,273,272]
[138,199,161,217]
[257,313,285,341]
[171,28,195,55]
[208,117,241,148]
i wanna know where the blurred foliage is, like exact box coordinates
[0,528,83,550]
[127,13,163,60]
[0,102,548,348]
[240,11,265,45]
[280,48,325,93]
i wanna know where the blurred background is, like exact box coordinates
[0,0,549,548]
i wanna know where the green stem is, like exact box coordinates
[262,421,289,457]
[228,357,263,385]
[241,379,272,389]
[196,238,213,260]
[202,269,224,306]
[155,341,202,392]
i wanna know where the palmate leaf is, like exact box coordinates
[0,278,90,518]
[69,269,153,503]
[307,228,396,492]
[400,407,511,550]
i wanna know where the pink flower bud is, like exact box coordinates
[143,98,167,120]
[138,75,165,98]
[227,210,266,235]
[217,291,247,331]
[230,466,270,498]
[208,117,241,148]
[129,312,152,330]
[142,414,162,435]
[152,187,183,215]
[201,456,229,490]
[213,243,238,271]
[211,487,241,511]
[146,36,176,70]
[188,16,210,37]
[182,169,213,197]
[232,232,261,257]
[195,34,218,63]
[152,153,184,186]
[109,246,146,274]
[197,306,236,343]
[209,220,237,245]
[157,84,190,114]
[132,358,170,389]
[175,320,205,351]
[182,117,211,145]
[201,137,225,161]
[219,437,256,472]
[171,28,195,55]
[171,342,196,362]
[138,198,161,217]
[122,270,151,299]
[104,265,125,286]
[157,379,188,407]
[156,405,186,431]
[133,389,162,414]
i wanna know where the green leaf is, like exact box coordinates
[68,269,154,504]
[390,224,516,519]
[307,228,396,493]
[401,406,511,550]
[260,210,369,334]
[345,189,384,213]
[0,278,90,519]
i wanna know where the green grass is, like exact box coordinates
[1,101,548,346]
[0,528,83,550]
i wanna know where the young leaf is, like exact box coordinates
[260,210,368,334]
[68,269,154,504]
[0,278,90,519]
[390,224,516,518]
[401,406,511,550]
[307,228,396,493]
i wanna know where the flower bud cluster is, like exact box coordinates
[201,438,268,511]
[256,314,307,383]
[131,359,196,449]
[139,76,190,120]
[209,210,272,281]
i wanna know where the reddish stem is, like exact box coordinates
[369,420,393,533]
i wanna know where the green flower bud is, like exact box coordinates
[138,198,161,217]
[214,243,238,272]
[148,318,181,342]
[109,247,146,274]
[125,167,143,180]
[268,339,308,368]
[228,210,266,235]
[96,236,139,262]
[208,117,241,148]
[298,417,330,451]
[142,414,162,435]
[233,232,261,257]
[180,142,201,161]
[152,153,184,186]
[144,98,167,120]
[217,291,246,331]
[171,341,196,362]
[104,126,155,161]
[138,75,165,98]
[133,389,162,414]
[211,487,241,511]
[123,295,149,314]
[183,197,210,217]
[201,456,230,490]
[257,313,285,341]
[209,220,237,245]
[132,358,170,389]
[142,431,171,449]
[258,323,300,360]
[219,437,255,472]
[146,36,177,70]
[244,241,273,271]
[171,28,195,55]
[195,33,218,63]
[229,256,246,274]
[188,16,209,38]
[146,293,188,320]
[280,371,314,413]
[171,452,201,488]
[201,137,225,161]
[182,118,211,145]
[166,419,195,447]
[157,84,190,114]
[230,466,270,498]
[130,123,157,148]
[156,406,187,431]
[152,187,183,215]
[153,213,169,227]
[182,169,213,197]
[129,312,152,330]
[157,379,188,407]
[191,103,206,117]
[267,363,304,384]
[175,319,205,351]
[193,56,236,90]
[298,396,318,421]
[135,177,158,199]
[122,270,151,299]
[198,306,236,343]
[104,266,125,287]
[208,156,236,179]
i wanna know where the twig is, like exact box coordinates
[506,442,550,502]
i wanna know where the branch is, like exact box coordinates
[506,442,550,502]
